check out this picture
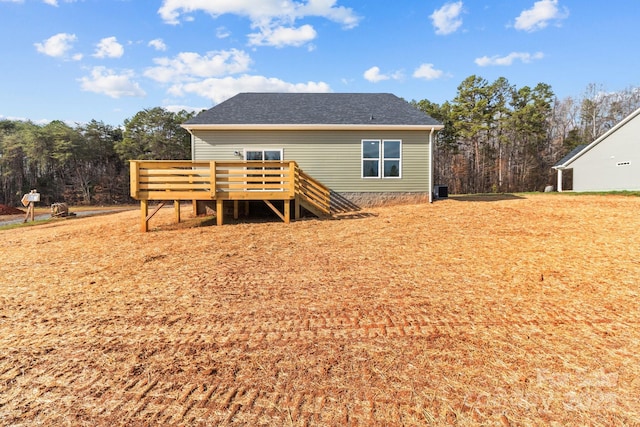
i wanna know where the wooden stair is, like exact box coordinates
[295,168,331,219]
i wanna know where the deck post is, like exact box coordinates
[291,162,299,221]
[130,160,140,199]
[216,199,224,226]
[284,199,291,224]
[210,161,217,198]
[289,161,297,197]
[174,200,181,223]
[140,200,148,232]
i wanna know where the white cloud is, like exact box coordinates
[163,104,204,114]
[0,0,75,3]
[148,38,167,51]
[144,47,330,105]
[475,51,544,66]
[216,26,231,39]
[514,0,569,32]
[169,75,331,104]
[34,33,80,59]
[0,114,55,125]
[413,63,444,80]
[297,0,359,29]
[430,1,463,35]
[157,0,359,47]
[363,66,389,83]
[248,24,317,48]
[144,49,252,83]
[42,0,78,6]
[79,66,146,98]
[93,36,124,58]
[0,0,76,4]
[363,66,403,83]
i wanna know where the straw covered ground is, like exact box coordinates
[1,194,639,426]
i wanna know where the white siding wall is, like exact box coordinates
[572,115,640,191]
[192,130,431,192]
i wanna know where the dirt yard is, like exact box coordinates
[1,194,639,426]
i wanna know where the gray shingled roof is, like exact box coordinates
[553,144,587,168]
[184,93,441,126]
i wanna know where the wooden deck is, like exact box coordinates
[130,160,331,231]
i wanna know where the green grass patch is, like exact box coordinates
[541,190,640,197]
[449,190,640,199]
[0,218,54,231]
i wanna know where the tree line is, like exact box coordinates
[1,77,639,206]
[0,108,193,206]
[413,78,640,194]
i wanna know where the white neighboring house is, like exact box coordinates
[553,107,640,192]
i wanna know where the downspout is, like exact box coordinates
[429,127,435,203]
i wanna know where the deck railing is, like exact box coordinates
[130,160,331,230]
[295,168,331,217]
[130,160,296,200]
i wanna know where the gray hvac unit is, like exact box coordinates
[433,185,448,199]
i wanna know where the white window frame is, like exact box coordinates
[362,139,381,179]
[382,140,402,179]
[361,139,402,179]
[243,148,284,191]
[243,148,283,162]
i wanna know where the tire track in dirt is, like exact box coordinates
[1,300,634,425]
[140,383,384,425]
[163,306,631,352]
[71,310,635,424]
[0,343,431,425]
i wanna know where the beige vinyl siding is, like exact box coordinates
[192,130,431,192]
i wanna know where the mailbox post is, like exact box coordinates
[21,190,40,223]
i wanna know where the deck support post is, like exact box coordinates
[140,200,148,232]
[294,196,300,220]
[174,200,181,223]
[216,199,224,226]
[284,200,290,224]
[233,200,239,220]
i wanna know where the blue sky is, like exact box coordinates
[1,0,638,126]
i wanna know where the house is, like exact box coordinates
[553,107,640,192]
[181,93,443,210]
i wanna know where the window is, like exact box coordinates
[383,140,401,178]
[362,140,380,178]
[361,140,402,178]
[243,149,284,191]
[244,149,282,161]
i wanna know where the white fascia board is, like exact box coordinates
[182,124,444,132]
